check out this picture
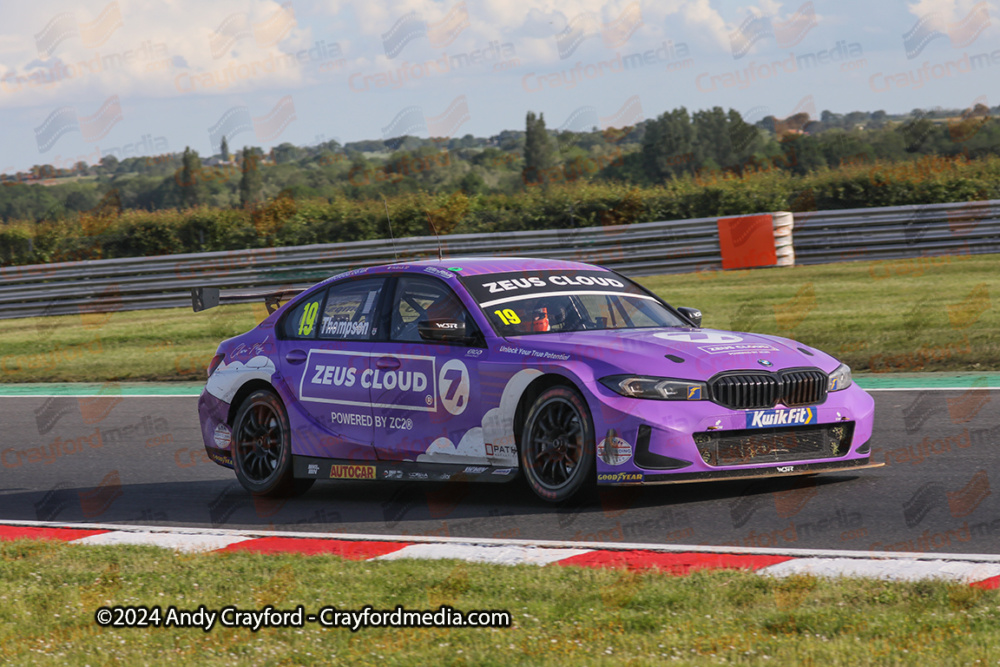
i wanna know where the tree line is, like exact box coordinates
[2,103,999,225]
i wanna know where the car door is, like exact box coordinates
[370,274,486,464]
[277,277,387,461]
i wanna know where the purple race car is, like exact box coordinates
[196,257,878,502]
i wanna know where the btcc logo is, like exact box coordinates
[746,407,816,429]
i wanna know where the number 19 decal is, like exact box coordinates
[494,309,521,325]
[299,301,319,336]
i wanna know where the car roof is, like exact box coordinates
[375,257,610,277]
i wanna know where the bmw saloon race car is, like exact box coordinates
[196,257,878,502]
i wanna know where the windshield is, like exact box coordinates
[461,269,688,335]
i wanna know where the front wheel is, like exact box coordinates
[519,386,595,503]
[232,389,314,498]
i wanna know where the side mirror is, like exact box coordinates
[418,319,468,342]
[677,307,702,328]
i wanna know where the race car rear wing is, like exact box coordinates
[191,286,307,314]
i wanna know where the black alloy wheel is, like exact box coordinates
[232,389,313,497]
[520,386,595,502]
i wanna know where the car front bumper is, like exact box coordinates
[584,382,876,485]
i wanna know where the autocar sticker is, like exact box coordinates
[205,355,277,403]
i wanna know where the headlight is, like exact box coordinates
[828,363,852,391]
[600,375,706,400]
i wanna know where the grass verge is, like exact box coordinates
[2,540,999,666]
[0,252,996,383]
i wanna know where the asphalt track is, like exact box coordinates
[1,387,998,555]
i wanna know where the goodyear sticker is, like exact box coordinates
[687,386,702,400]
[207,450,234,467]
[745,407,816,429]
[597,472,643,483]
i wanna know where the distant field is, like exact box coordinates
[0,253,996,383]
[2,540,998,665]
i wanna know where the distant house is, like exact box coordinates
[202,156,235,167]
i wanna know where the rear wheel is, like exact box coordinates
[232,389,314,497]
[519,386,595,503]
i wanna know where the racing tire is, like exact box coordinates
[232,389,314,498]
[519,386,595,503]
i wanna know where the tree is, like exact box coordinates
[220,136,230,162]
[458,170,484,195]
[641,107,695,181]
[899,113,935,153]
[179,147,204,208]
[99,155,119,174]
[522,111,554,185]
[271,142,304,164]
[869,110,888,129]
[239,146,263,208]
[693,107,737,169]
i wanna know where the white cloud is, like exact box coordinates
[417,427,488,463]
[906,0,996,20]
[0,0,314,109]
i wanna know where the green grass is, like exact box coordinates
[0,253,997,383]
[1,540,998,665]
[0,302,268,383]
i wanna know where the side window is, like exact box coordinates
[283,290,325,340]
[391,276,478,343]
[317,278,384,341]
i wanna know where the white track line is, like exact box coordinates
[375,543,591,566]
[5,520,1000,563]
[74,531,252,552]
[759,558,1000,583]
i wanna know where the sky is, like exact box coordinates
[0,0,997,174]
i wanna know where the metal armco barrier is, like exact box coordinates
[792,199,1000,264]
[1,199,999,320]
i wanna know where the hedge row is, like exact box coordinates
[2,155,999,267]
